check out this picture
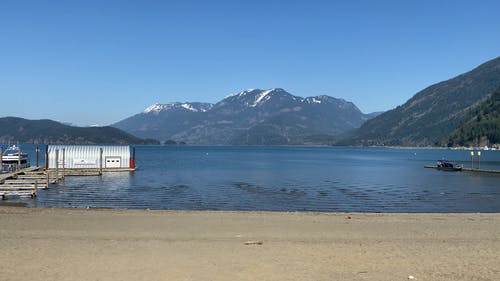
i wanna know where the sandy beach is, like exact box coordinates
[0,207,499,281]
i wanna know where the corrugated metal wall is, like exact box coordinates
[47,145,131,169]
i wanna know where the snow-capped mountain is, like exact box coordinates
[113,88,380,145]
[219,88,301,108]
[143,102,214,114]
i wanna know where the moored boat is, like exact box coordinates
[436,160,462,171]
[1,145,31,172]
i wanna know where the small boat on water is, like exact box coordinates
[1,145,31,172]
[436,160,462,171]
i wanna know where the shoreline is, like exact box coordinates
[1,206,499,280]
[4,203,500,214]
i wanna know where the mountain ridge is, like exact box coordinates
[0,117,159,145]
[114,88,380,145]
[348,56,500,146]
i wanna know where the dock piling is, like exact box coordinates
[44,145,49,170]
[36,147,39,167]
[55,149,59,184]
[62,148,65,181]
[99,148,103,176]
[17,148,21,171]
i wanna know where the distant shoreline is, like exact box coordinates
[4,142,497,150]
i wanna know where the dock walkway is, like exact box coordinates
[424,165,500,174]
[1,166,134,200]
[0,167,63,199]
[0,167,40,183]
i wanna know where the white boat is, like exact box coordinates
[1,145,30,171]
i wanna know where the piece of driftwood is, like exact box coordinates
[243,240,263,245]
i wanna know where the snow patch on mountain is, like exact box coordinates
[181,103,198,112]
[143,103,170,114]
[252,89,275,107]
[305,97,322,104]
[225,89,257,99]
[143,102,213,114]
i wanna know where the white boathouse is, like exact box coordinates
[46,145,135,171]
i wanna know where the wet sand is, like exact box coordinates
[1,207,499,281]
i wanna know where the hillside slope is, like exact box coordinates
[445,86,500,147]
[349,56,500,146]
[0,117,158,145]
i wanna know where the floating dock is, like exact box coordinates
[1,166,135,199]
[0,167,48,199]
[424,165,500,174]
[0,167,62,199]
[45,167,136,177]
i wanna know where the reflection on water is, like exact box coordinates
[2,145,500,212]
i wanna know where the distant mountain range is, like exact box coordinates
[113,88,381,145]
[348,56,500,146]
[3,56,499,147]
[0,117,159,145]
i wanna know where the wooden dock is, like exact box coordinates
[424,165,500,174]
[46,167,136,176]
[1,166,135,200]
[0,167,63,199]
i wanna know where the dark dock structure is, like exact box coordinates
[424,165,500,174]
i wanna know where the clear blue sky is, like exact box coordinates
[1,0,499,126]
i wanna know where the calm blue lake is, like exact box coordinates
[2,145,500,212]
